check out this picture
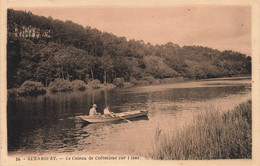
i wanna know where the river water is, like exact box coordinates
[7,77,251,156]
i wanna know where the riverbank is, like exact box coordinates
[7,79,116,97]
[7,75,251,97]
[148,100,252,159]
[6,77,186,97]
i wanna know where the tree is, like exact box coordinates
[144,56,179,78]
[99,53,114,84]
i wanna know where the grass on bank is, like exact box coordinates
[150,100,252,160]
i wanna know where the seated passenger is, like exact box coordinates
[103,106,115,117]
[89,104,100,116]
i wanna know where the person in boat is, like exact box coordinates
[103,105,115,117]
[89,104,100,116]
[103,105,110,115]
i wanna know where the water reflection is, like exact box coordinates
[7,79,251,154]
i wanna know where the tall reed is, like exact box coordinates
[150,100,252,160]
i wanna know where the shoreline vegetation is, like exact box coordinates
[148,100,252,159]
[7,76,184,97]
[7,9,251,95]
[7,79,115,97]
[7,75,251,97]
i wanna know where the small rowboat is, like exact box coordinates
[78,110,148,123]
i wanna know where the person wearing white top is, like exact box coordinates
[89,104,100,116]
[103,105,110,115]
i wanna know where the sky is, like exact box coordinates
[14,6,251,55]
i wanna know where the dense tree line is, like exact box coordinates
[7,9,251,89]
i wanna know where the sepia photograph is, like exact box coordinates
[0,0,259,166]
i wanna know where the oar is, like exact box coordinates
[112,113,132,123]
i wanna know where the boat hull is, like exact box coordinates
[78,110,148,123]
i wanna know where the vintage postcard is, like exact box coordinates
[0,0,259,166]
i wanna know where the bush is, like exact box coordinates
[87,79,101,89]
[113,78,125,87]
[70,80,86,91]
[160,77,184,84]
[122,82,133,87]
[131,80,150,86]
[142,76,155,84]
[152,79,161,85]
[49,78,72,93]
[19,80,46,96]
[8,88,22,97]
[100,83,117,89]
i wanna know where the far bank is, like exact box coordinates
[7,75,251,98]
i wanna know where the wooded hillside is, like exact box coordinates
[7,9,251,89]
